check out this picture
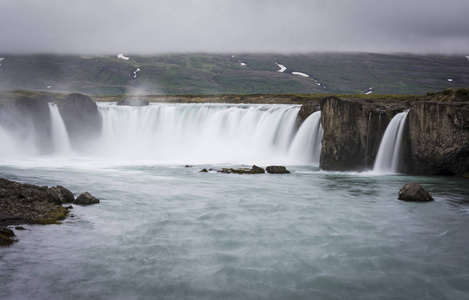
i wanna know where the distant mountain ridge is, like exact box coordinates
[0,53,468,95]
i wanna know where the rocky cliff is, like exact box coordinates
[404,101,469,175]
[56,93,102,149]
[297,91,469,175]
[0,93,53,154]
[318,96,407,171]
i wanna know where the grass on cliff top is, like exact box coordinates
[92,93,417,104]
[5,89,467,105]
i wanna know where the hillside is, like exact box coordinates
[0,53,468,95]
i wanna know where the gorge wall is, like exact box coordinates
[300,96,407,171]
[308,93,469,175]
[404,102,469,175]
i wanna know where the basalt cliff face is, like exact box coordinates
[0,94,53,154]
[317,96,407,171]
[56,93,102,149]
[404,102,469,175]
[0,92,102,153]
[302,93,469,175]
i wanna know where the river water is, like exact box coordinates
[1,103,469,299]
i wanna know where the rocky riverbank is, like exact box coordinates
[0,178,99,246]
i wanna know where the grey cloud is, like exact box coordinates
[0,0,468,54]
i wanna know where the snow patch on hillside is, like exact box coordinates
[466,56,469,61]
[292,72,309,78]
[117,54,130,60]
[276,62,286,72]
[0,57,4,67]
[134,68,141,79]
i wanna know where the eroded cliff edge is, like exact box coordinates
[302,90,469,175]
[404,102,469,175]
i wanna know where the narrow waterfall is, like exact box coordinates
[1,103,322,166]
[48,103,71,154]
[288,111,323,165]
[373,110,409,173]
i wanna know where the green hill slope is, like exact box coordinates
[0,53,468,95]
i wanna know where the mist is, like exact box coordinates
[1,0,469,55]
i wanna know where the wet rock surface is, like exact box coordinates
[56,93,102,149]
[0,178,72,226]
[404,102,469,175]
[266,166,291,174]
[74,192,100,205]
[398,182,434,202]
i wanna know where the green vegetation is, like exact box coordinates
[1,53,467,96]
[35,206,70,225]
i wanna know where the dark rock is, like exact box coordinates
[297,100,320,128]
[200,169,209,173]
[217,165,265,174]
[74,192,100,205]
[266,166,290,174]
[48,186,75,204]
[117,97,149,106]
[0,94,53,154]
[185,165,193,168]
[0,228,16,246]
[15,226,26,230]
[55,186,75,203]
[404,102,469,175]
[319,96,406,171]
[398,182,434,202]
[56,93,102,149]
[0,178,71,225]
[250,165,265,174]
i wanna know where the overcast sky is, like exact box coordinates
[1,0,468,55]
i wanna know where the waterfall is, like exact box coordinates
[1,103,322,166]
[288,111,323,165]
[373,110,409,173]
[48,103,71,154]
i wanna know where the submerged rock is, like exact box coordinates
[217,165,265,174]
[74,192,100,205]
[398,182,434,202]
[266,166,290,174]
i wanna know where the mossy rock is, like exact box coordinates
[0,228,17,246]
[35,206,70,225]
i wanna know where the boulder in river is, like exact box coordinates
[74,192,100,205]
[398,182,434,202]
[266,166,290,174]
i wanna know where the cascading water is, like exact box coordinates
[48,103,71,154]
[288,111,323,165]
[373,110,409,173]
[0,103,323,166]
